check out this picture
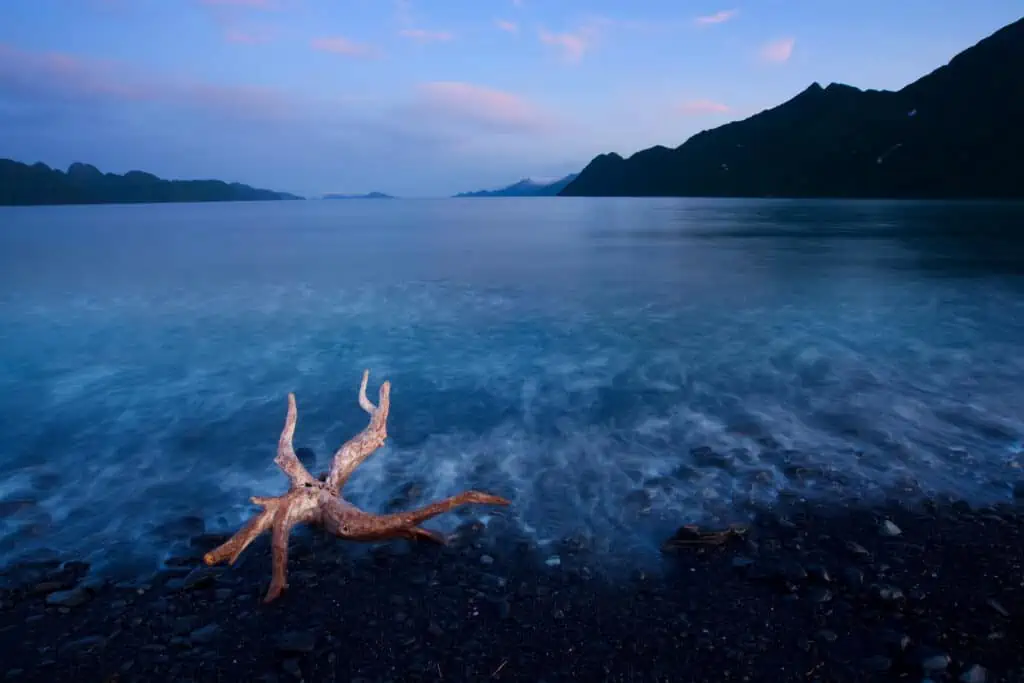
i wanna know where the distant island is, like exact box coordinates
[454,173,579,198]
[0,158,303,206]
[561,16,1024,200]
[322,192,395,200]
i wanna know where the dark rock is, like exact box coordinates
[805,586,832,603]
[275,630,317,654]
[877,628,911,653]
[45,587,91,608]
[804,563,832,583]
[872,584,905,603]
[842,567,864,590]
[960,664,987,682]
[921,653,951,672]
[189,623,222,644]
[880,520,902,536]
[730,556,754,570]
[862,655,891,672]
[282,659,302,678]
[815,629,838,643]
[173,616,201,635]
[58,635,106,656]
[181,567,220,591]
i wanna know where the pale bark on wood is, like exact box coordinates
[204,370,510,603]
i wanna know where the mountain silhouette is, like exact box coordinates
[322,192,395,199]
[561,17,1024,199]
[0,159,303,206]
[455,173,579,197]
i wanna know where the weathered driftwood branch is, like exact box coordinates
[204,370,510,603]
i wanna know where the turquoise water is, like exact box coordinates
[1,197,1023,575]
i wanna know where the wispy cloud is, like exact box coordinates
[695,9,738,26]
[310,36,381,59]
[759,37,795,63]
[410,81,554,134]
[0,43,293,121]
[399,28,454,43]
[224,27,274,44]
[538,20,605,64]
[495,20,518,34]
[676,99,730,115]
[199,0,279,8]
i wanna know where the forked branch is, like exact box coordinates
[203,370,510,603]
[324,370,391,495]
[274,393,316,488]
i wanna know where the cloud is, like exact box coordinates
[409,81,555,134]
[399,28,454,43]
[495,20,518,34]
[676,99,730,115]
[199,0,278,8]
[759,37,795,63]
[538,21,604,64]
[0,43,293,121]
[224,27,274,44]
[695,9,738,26]
[310,36,381,59]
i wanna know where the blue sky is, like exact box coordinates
[0,1,1020,197]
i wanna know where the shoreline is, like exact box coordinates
[1,496,1022,682]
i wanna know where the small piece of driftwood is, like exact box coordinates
[660,524,749,552]
[204,370,510,602]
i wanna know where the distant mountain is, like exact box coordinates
[561,17,1024,200]
[322,192,395,199]
[0,159,303,206]
[454,173,579,197]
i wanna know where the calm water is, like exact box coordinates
[1,197,1023,576]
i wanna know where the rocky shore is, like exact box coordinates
[1,496,1022,683]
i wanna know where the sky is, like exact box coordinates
[0,1,1020,197]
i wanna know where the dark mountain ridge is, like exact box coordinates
[454,173,579,197]
[0,159,303,206]
[561,17,1024,199]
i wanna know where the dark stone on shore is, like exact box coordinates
[44,586,91,608]
[1,497,1022,682]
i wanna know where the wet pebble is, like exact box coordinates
[275,630,317,654]
[45,587,91,608]
[189,623,222,644]
[960,664,987,682]
[880,520,902,537]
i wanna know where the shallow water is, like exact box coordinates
[1,197,1023,576]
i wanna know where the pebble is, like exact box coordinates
[880,520,902,536]
[480,555,494,566]
[960,664,987,683]
[545,556,562,567]
[58,635,106,656]
[921,653,951,672]
[189,623,222,644]
[863,655,891,672]
[44,587,91,608]
[275,630,317,654]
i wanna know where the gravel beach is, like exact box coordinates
[1,496,1022,683]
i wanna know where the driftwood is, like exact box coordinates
[660,523,749,552]
[204,370,510,602]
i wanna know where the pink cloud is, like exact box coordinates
[310,36,381,59]
[412,81,553,134]
[760,37,795,63]
[200,0,278,8]
[495,20,518,34]
[0,43,293,121]
[538,24,600,63]
[676,99,730,115]
[695,9,738,25]
[399,28,454,43]
[224,27,274,44]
